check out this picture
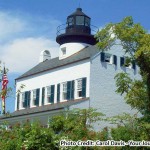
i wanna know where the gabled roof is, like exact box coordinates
[0,98,89,119]
[16,45,99,80]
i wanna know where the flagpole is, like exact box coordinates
[1,64,8,115]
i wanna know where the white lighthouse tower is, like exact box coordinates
[56,8,97,59]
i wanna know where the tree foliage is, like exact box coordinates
[0,108,109,150]
[0,108,149,149]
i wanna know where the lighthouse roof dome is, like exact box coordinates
[68,8,90,18]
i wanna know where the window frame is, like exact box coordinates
[85,17,90,27]
[76,78,83,98]
[62,82,67,100]
[33,89,36,106]
[76,16,84,25]
[22,92,25,108]
[120,57,134,69]
[101,52,117,65]
[67,17,74,26]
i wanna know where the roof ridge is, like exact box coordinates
[16,45,98,80]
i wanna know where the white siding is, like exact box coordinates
[15,59,90,110]
[90,44,140,129]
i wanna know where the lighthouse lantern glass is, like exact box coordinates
[67,17,74,26]
[85,17,90,27]
[76,16,84,25]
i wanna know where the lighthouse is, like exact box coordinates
[0,7,139,131]
[56,8,97,59]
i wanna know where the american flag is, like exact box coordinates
[1,67,8,114]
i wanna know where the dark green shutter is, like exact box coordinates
[22,92,25,107]
[113,55,117,65]
[82,78,86,97]
[42,87,45,105]
[27,91,30,107]
[120,57,125,67]
[50,85,55,103]
[67,81,71,100]
[17,94,20,110]
[101,52,105,62]
[24,92,28,108]
[35,89,40,106]
[132,62,136,70]
[57,84,60,102]
[71,80,74,99]
[67,81,74,100]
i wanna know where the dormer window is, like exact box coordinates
[61,47,66,56]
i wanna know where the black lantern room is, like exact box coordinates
[56,8,97,45]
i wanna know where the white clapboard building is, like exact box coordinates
[0,8,138,127]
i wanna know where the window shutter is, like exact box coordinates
[71,80,74,99]
[120,57,125,67]
[67,81,71,100]
[57,84,60,102]
[27,91,31,107]
[101,52,105,62]
[24,92,28,108]
[113,55,117,65]
[132,62,136,70]
[82,78,86,97]
[17,94,20,110]
[50,85,55,103]
[22,93,25,108]
[42,87,45,105]
[35,89,40,106]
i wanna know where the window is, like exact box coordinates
[22,91,30,108]
[77,79,82,97]
[101,52,117,65]
[47,86,51,103]
[76,78,86,98]
[33,90,36,105]
[47,85,55,104]
[59,81,74,101]
[61,47,66,56]
[67,17,74,26]
[62,82,67,100]
[105,53,112,63]
[85,17,90,26]
[76,16,84,25]
[33,89,40,106]
[120,57,135,69]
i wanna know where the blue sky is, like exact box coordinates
[0,0,150,114]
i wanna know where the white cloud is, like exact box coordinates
[0,11,26,39]
[0,11,60,73]
[0,37,59,73]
